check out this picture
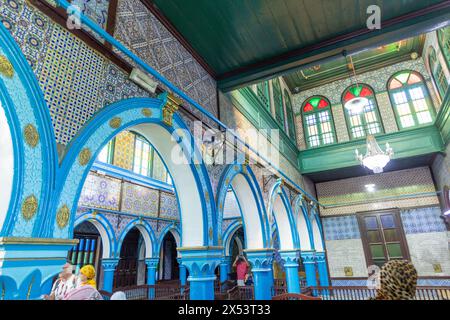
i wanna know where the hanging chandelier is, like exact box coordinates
[344,54,368,114]
[355,135,393,173]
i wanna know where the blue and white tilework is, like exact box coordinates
[322,215,361,241]
[159,191,179,220]
[400,207,447,234]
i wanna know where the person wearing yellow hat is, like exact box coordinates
[63,265,103,300]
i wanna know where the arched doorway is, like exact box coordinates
[114,227,146,288]
[70,221,103,282]
[159,232,179,281]
[228,226,244,280]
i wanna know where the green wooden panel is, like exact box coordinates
[435,86,450,144]
[299,125,444,173]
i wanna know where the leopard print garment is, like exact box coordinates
[374,259,418,300]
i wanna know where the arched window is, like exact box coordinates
[342,84,383,139]
[97,138,115,164]
[437,27,450,69]
[132,133,172,184]
[257,81,270,112]
[387,71,435,129]
[428,47,448,99]
[272,78,284,127]
[302,96,336,148]
[284,89,296,140]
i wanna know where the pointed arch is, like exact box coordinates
[216,163,269,250]
[18,269,42,300]
[117,219,157,259]
[52,97,216,247]
[157,224,181,254]
[267,180,300,250]
[74,211,117,259]
[292,195,314,251]
[222,220,244,256]
[309,206,325,252]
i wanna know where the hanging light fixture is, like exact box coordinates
[344,53,368,114]
[355,135,393,173]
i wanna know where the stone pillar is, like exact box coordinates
[245,249,274,300]
[145,258,159,299]
[101,258,119,293]
[301,251,317,288]
[219,256,232,283]
[279,250,301,294]
[178,247,222,300]
[315,252,330,287]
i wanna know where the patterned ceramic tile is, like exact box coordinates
[78,172,121,210]
[159,191,179,220]
[322,215,361,241]
[122,182,159,217]
[112,130,135,170]
[401,207,447,234]
[223,190,241,219]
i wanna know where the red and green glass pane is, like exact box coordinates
[303,97,329,113]
[343,85,373,103]
[389,71,422,89]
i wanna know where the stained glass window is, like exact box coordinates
[342,84,383,139]
[272,79,285,127]
[132,134,172,184]
[428,47,448,99]
[438,27,450,70]
[257,81,270,112]
[97,138,115,164]
[387,71,435,129]
[284,89,296,140]
[302,96,336,148]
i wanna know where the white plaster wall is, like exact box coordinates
[0,103,14,232]
[325,239,368,277]
[406,232,450,276]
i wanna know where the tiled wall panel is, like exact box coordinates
[159,191,179,220]
[122,182,159,217]
[78,172,121,210]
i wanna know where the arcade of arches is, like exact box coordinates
[0,0,450,301]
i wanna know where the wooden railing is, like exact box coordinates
[226,286,254,300]
[308,286,450,300]
[108,283,189,300]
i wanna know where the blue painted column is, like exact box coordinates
[301,251,317,289]
[145,258,159,299]
[101,258,119,293]
[219,256,231,283]
[177,258,187,287]
[279,251,301,294]
[315,252,330,287]
[245,249,274,300]
[179,247,222,300]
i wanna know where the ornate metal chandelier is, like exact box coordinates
[355,135,393,173]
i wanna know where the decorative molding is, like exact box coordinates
[141,108,152,118]
[0,54,14,78]
[78,148,92,166]
[56,205,70,229]
[0,237,78,245]
[21,195,38,221]
[109,117,122,129]
[162,94,180,126]
[23,124,39,148]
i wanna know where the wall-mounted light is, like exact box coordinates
[129,68,158,94]
[365,184,376,192]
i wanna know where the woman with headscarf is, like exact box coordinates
[63,265,103,300]
[372,259,418,300]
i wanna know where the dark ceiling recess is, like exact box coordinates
[304,153,438,183]
[150,0,450,91]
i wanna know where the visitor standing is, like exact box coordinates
[233,255,250,287]
[43,262,77,300]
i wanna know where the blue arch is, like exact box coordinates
[51,96,216,247]
[18,269,42,300]
[267,180,300,250]
[310,205,326,252]
[222,219,244,256]
[0,276,18,300]
[0,23,57,237]
[74,211,117,258]
[117,218,158,259]
[157,223,182,255]
[216,163,269,248]
[292,195,315,251]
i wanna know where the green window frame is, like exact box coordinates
[257,81,270,112]
[132,134,154,177]
[272,78,285,127]
[342,84,384,140]
[428,46,448,99]
[387,70,436,130]
[284,89,296,141]
[301,96,337,148]
[97,138,115,164]
[437,27,450,70]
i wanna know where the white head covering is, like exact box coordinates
[111,291,127,300]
